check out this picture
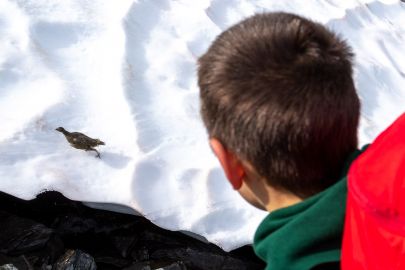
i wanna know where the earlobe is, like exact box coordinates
[231,166,245,190]
[209,138,245,190]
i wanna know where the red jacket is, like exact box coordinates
[342,113,405,269]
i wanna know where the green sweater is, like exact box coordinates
[253,151,363,270]
[254,179,345,270]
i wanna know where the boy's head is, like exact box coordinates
[198,12,360,203]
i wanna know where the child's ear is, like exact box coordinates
[209,138,245,190]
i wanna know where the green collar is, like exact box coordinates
[254,178,346,270]
[253,149,364,270]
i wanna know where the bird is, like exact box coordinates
[56,127,105,158]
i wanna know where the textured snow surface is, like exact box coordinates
[0,0,404,251]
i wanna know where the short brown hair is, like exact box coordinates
[198,12,360,198]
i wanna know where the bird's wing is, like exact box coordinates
[70,132,91,139]
[70,133,96,145]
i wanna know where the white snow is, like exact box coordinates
[0,0,404,251]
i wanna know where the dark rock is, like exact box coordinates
[130,247,149,262]
[122,262,151,270]
[156,262,186,270]
[123,261,186,270]
[0,211,54,255]
[0,211,64,268]
[151,247,257,270]
[0,254,31,270]
[55,249,96,270]
[0,191,265,270]
[94,256,131,269]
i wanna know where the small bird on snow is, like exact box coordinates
[56,127,105,158]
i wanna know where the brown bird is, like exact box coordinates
[56,127,105,158]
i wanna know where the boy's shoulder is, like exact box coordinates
[254,175,347,270]
[253,146,367,270]
[343,113,405,269]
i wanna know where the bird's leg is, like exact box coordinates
[86,148,101,158]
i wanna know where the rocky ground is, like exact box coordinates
[0,191,265,270]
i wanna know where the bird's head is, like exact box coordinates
[96,139,105,145]
[55,127,65,132]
